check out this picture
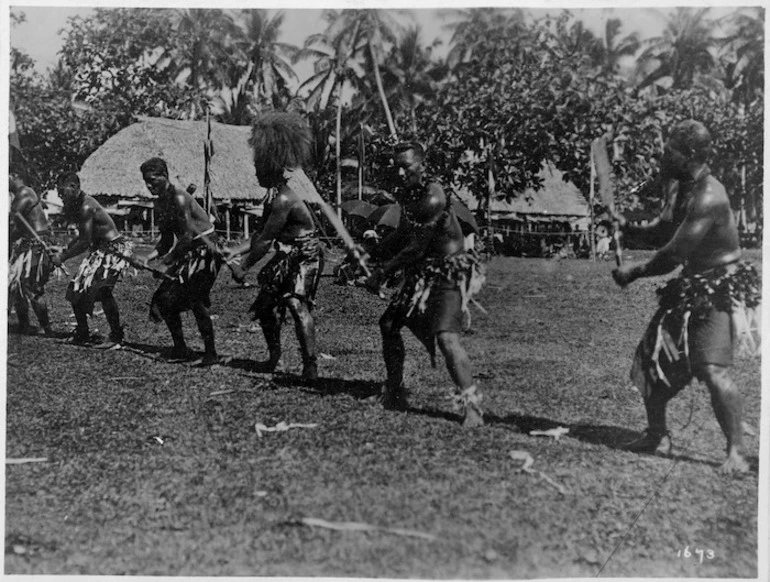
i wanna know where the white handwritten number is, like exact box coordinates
[677,547,715,562]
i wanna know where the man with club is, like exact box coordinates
[8,172,56,336]
[52,172,134,347]
[138,157,223,366]
[364,142,486,428]
[224,112,323,382]
[612,119,760,474]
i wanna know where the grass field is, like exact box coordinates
[4,249,764,577]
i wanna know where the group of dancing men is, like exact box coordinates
[8,113,760,474]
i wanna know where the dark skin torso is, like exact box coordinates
[154,185,215,262]
[10,185,49,240]
[60,195,121,261]
[233,182,316,271]
[655,174,740,274]
[376,181,465,279]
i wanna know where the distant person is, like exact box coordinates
[52,173,133,347]
[612,120,760,475]
[365,142,486,428]
[8,173,55,336]
[224,112,323,382]
[138,158,223,365]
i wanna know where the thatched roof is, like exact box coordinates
[456,162,589,219]
[79,116,267,202]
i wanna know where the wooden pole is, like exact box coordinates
[204,107,213,216]
[589,147,596,261]
[358,122,364,201]
[336,96,342,218]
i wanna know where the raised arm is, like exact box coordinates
[614,188,717,286]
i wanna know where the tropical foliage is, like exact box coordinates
[9,6,764,228]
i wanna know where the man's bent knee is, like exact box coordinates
[695,363,732,386]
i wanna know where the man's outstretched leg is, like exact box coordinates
[257,311,283,373]
[288,298,318,381]
[192,302,218,366]
[698,364,749,474]
[31,295,54,336]
[12,296,32,335]
[379,311,408,410]
[437,331,483,428]
[625,387,675,454]
[98,288,124,346]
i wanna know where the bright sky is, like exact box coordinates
[8,3,746,79]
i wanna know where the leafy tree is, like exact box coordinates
[59,8,200,118]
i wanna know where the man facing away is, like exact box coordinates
[225,112,322,382]
[365,142,486,428]
[8,172,55,336]
[52,172,134,347]
[612,119,760,474]
[138,157,223,365]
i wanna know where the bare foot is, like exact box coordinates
[719,451,749,475]
[462,404,484,428]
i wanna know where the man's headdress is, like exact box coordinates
[249,112,312,183]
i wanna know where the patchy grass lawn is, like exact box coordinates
[4,249,763,577]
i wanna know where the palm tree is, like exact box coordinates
[173,9,238,91]
[635,8,718,91]
[295,20,367,212]
[600,18,641,76]
[233,10,298,110]
[718,7,764,108]
[444,7,527,70]
[322,9,403,139]
[382,26,441,134]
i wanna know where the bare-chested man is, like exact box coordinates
[612,120,760,474]
[52,173,134,347]
[8,173,55,336]
[365,142,486,427]
[225,112,322,381]
[138,157,223,365]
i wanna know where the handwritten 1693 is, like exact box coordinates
[677,546,715,564]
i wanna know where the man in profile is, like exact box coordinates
[365,142,486,427]
[612,120,760,474]
[225,112,322,382]
[138,157,223,365]
[52,172,133,347]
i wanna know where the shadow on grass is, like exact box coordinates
[404,406,743,471]
[273,375,383,401]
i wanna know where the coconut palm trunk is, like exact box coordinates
[336,87,343,217]
[369,41,398,139]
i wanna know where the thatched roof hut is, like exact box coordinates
[79,116,267,204]
[456,162,589,223]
